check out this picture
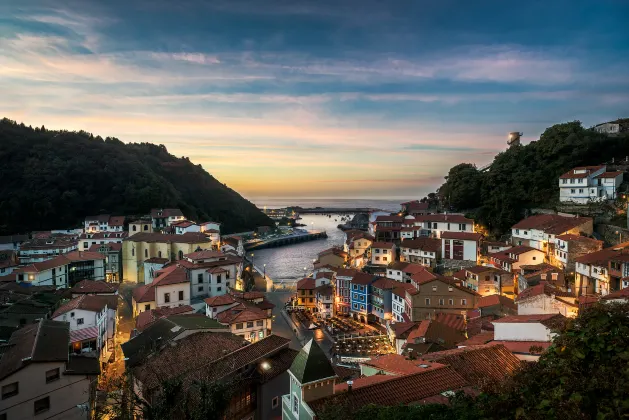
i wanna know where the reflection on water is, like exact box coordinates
[250,214,348,282]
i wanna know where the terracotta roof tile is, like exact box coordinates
[457,331,495,347]
[399,237,441,252]
[204,294,237,306]
[52,295,110,317]
[477,294,516,310]
[124,232,210,244]
[70,280,118,295]
[216,303,269,324]
[516,282,574,302]
[491,340,551,354]
[558,166,605,179]
[135,305,195,331]
[441,232,483,241]
[493,313,566,328]
[297,278,316,290]
[370,242,396,249]
[351,272,376,286]
[512,214,592,235]
[602,287,629,300]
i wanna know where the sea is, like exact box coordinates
[249,198,408,282]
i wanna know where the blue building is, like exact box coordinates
[370,277,396,323]
[350,272,376,322]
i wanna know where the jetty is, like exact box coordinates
[244,230,327,251]
[295,207,381,214]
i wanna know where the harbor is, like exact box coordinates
[244,229,327,251]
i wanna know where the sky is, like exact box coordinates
[2,0,629,200]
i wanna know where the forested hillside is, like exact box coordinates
[0,118,273,234]
[435,121,629,234]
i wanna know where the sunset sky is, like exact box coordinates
[2,0,628,200]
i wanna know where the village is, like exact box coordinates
[1,154,629,419]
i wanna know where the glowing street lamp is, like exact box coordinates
[263,263,267,278]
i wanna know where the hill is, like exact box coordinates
[434,121,629,234]
[0,118,274,234]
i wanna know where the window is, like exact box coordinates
[439,299,444,305]
[448,299,453,305]
[459,223,466,230]
[272,396,279,409]
[178,250,184,260]
[432,286,437,292]
[132,248,135,257]
[164,293,170,303]
[197,273,203,283]
[462,299,467,305]
[46,368,60,383]
[236,323,243,329]
[571,189,575,193]
[309,298,313,303]
[360,304,365,310]
[217,286,222,292]
[144,304,150,311]
[2,382,18,399]
[425,298,430,305]
[77,318,84,325]
[375,249,380,253]
[132,225,137,232]
[34,396,50,415]
[144,249,148,258]
[292,392,299,415]
[382,257,388,262]
[178,291,184,300]
[256,320,264,327]
[144,225,149,231]
[217,275,222,283]
[375,257,380,261]
[579,189,584,193]
[198,285,203,292]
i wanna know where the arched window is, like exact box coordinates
[132,248,135,257]
[144,249,148,258]
[143,224,148,231]
[132,225,137,232]
[158,251,162,258]
[178,250,184,260]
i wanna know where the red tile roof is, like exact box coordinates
[309,365,468,414]
[70,280,118,295]
[512,214,592,235]
[370,242,396,249]
[135,305,195,331]
[372,277,399,290]
[559,166,605,179]
[574,243,629,265]
[389,262,426,274]
[493,313,566,327]
[108,216,125,226]
[410,269,438,285]
[601,287,629,300]
[124,232,210,244]
[390,321,419,337]
[594,171,623,179]
[335,373,398,391]
[477,294,516,310]
[132,284,156,303]
[392,283,416,298]
[88,243,122,252]
[422,343,522,388]
[143,257,169,264]
[297,278,316,290]
[441,232,483,241]
[515,282,574,302]
[360,354,444,375]
[416,214,473,224]
[152,265,189,287]
[351,272,376,286]
[555,234,602,244]
[216,303,269,324]
[150,208,184,218]
[434,313,467,332]
[374,215,404,223]
[407,320,431,341]
[53,295,111,317]
[399,237,441,252]
[185,250,225,260]
[335,267,360,277]
[204,294,238,307]
[457,331,494,346]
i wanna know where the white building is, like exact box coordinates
[489,246,546,273]
[492,313,565,361]
[172,220,201,235]
[370,242,396,265]
[315,284,334,319]
[511,214,593,252]
[178,250,243,299]
[558,165,623,203]
[79,231,127,250]
[574,244,629,296]
[19,237,78,264]
[151,208,185,229]
[594,121,625,135]
[413,214,474,239]
[398,238,440,267]
[441,232,481,262]
[84,215,125,233]
[386,262,427,283]
[132,265,190,316]
[515,282,578,318]
[52,295,116,360]
[13,251,105,288]
[392,283,414,323]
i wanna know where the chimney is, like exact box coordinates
[346,380,353,392]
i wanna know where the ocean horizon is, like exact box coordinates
[250,197,409,212]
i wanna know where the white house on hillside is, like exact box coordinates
[559,165,623,203]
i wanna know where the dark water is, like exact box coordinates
[249,199,406,282]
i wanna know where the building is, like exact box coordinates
[282,339,474,420]
[18,236,78,264]
[398,237,441,267]
[122,232,212,282]
[553,234,603,271]
[413,214,474,239]
[124,323,295,420]
[131,264,190,316]
[52,294,117,360]
[392,283,415,323]
[408,277,479,321]
[371,277,397,323]
[214,301,272,342]
[334,268,359,315]
[69,279,119,297]
[476,294,517,317]
[489,245,546,273]
[452,265,513,296]
[371,215,403,242]
[315,283,334,319]
[313,247,347,268]
[574,243,629,296]
[295,278,316,311]
[0,234,28,251]
[128,219,153,236]
[221,236,245,257]
[483,241,512,255]
[386,261,428,283]
[83,214,125,232]
[400,317,467,355]
[350,272,376,322]
[88,243,123,282]
[515,282,578,317]
[370,242,396,266]
[134,305,195,332]
[343,230,374,268]
[559,165,623,203]
[0,320,100,420]
[492,314,566,361]
[78,231,127,251]
[594,120,628,135]
[441,232,482,263]
[177,250,243,300]
[511,214,594,260]
[400,200,431,216]
[13,251,105,288]
[150,208,185,229]
[0,250,19,276]
[171,220,201,234]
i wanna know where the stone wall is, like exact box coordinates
[597,224,629,246]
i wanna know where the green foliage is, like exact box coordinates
[0,118,273,234]
[435,121,629,233]
[324,302,629,420]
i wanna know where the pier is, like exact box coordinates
[244,230,327,251]
[294,207,381,214]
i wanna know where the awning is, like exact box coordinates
[70,326,99,343]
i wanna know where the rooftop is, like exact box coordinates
[289,339,337,384]
[441,232,483,241]
[124,232,210,244]
[559,166,605,179]
[493,313,566,328]
[70,279,119,295]
[398,237,441,252]
[512,214,592,235]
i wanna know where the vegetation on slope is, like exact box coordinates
[435,121,629,234]
[0,118,273,234]
[320,302,629,420]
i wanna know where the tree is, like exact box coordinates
[437,163,482,210]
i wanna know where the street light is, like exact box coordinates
[263,263,267,278]
[616,230,622,243]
